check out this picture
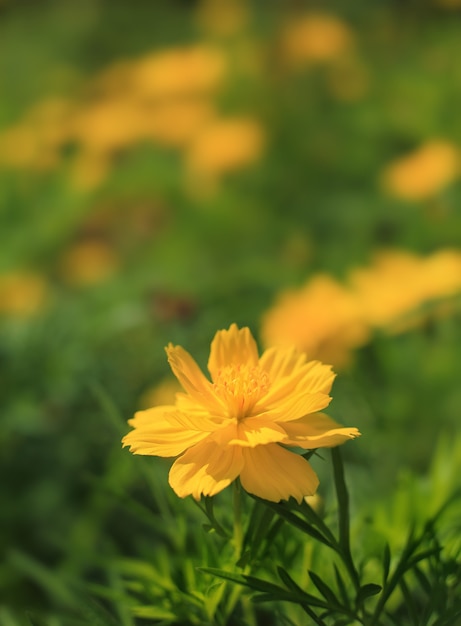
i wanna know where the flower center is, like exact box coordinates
[213,363,270,419]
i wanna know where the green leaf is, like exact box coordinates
[8,550,75,607]
[276,568,332,610]
[382,543,391,585]
[252,591,329,625]
[413,564,431,594]
[131,606,177,620]
[308,570,343,609]
[276,567,304,594]
[405,547,442,571]
[433,608,461,626]
[259,500,334,547]
[202,523,215,534]
[356,583,382,604]
[76,596,121,626]
[199,568,329,609]
[193,498,229,539]
[198,567,272,593]
[333,564,350,608]
[398,577,418,626]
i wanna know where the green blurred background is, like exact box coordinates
[1,0,461,622]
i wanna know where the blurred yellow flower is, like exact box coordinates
[422,249,461,300]
[25,97,75,146]
[185,116,265,177]
[0,272,49,317]
[260,275,369,369]
[59,240,118,285]
[0,124,57,171]
[71,98,143,153]
[144,98,215,147]
[130,45,227,100]
[0,98,73,171]
[349,251,426,330]
[281,13,354,66]
[381,141,460,202]
[349,249,461,332]
[123,324,359,502]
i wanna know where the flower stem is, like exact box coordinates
[233,479,243,562]
[223,481,256,626]
[331,448,361,592]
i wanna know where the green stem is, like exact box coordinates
[331,448,361,592]
[222,481,257,626]
[233,480,243,562]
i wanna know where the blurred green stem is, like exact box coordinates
[222,481,255,626]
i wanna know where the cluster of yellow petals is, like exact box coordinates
[261,249,461,367]
[350,249,461,332]
[281,13,354,66]
[123,324,359,503]
[381,140,460,202]
[261,275,369,369]
[185,117,265,177]
[0,272,50,317]
[0,43,265,190]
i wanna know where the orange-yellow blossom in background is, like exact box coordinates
[123,324,359,503]
[260,249,461,367]
[0,272,50,317]
[260,275,369,369]
[280,13,354,66]
[380,140,460,202]
[349,249,461,332]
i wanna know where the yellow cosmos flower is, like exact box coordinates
[185,117,265,176]
[281,13,354,66]
[260,275,370,369]
[0,272,49,317]
[123,324,360,503]
[380,141,460,202]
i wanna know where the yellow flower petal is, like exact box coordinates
[169,438,244,499]
[258,360,335,408]
[228,418,288,447]
[167,405,230,432]
[210,419,287,447]
[166,344,224,413]
[126,405,175,427]
[259,345,307,380]
[283,412,361,448]
[257,390,332,423]
[208,323,259,380]
[122,407,209,456]
[240,444,319,503]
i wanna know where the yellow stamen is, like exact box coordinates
[213,364,270,419]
